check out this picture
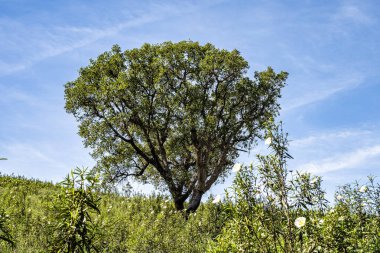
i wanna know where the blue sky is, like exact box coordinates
[0,0,379,200]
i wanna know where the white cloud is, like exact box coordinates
[0,86,39,106]
[291,129,371,148]
[287,126,380,182]
[0,1,218,76]
[298,145,380,174]
[281,52,335,75]
[0,14,158,76]
[282,74,364,112]
[333,4,374,24]
[0,140,94,182]
[5,143,57,164]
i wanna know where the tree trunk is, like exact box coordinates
[174,198,185,210]
[186,189,204,213]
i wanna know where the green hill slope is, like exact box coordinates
[2,167,380,253]
[0,174,222,253]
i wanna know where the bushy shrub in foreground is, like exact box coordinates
[208,124,380,252]
[49,168,101,252]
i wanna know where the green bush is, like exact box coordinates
[49,168,101,253]
[208,124,380,252]
[208,123,327,252]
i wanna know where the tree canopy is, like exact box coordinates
[64,41,288,211]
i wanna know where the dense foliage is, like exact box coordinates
[0,173,223,252]
[0,174,379,252]
[64,41,288,212]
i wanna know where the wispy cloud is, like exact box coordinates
[282,73,364,112]
[289,125,380,177]
[4,143,59,165]
[298,145,380,174]
[0,140,94,182]
[0,1,221,76]
[0,88,37,105]
[333,4,374,25]
[0,14,158,76]
[291,129,371,148]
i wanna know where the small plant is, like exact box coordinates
[49,168,101,253]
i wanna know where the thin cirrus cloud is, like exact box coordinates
[4,143,59,166]
[0,1,218,76]
[290,125,380,176]
[0,140,95,182]
[0,86,38,106]
[0,142,67,179]
[0,15,159,76]
[298,145,380,175]
[282,73,364,112]
[333,3,375,25]
[291,129,372,148]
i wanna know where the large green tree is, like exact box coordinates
[65,41,287,212]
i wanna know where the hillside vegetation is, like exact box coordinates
[1,127,380,252]
[0,173,223,252]
[1,169,380,252]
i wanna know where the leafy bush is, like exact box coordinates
[208,124,380,252]
[49,168,101,253]
[320,177,380,252]
[208,124,327,252]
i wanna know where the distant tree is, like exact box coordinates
[65,41,287,212]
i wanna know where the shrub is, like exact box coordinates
[208,123,328,252]
[49,168,101,253]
